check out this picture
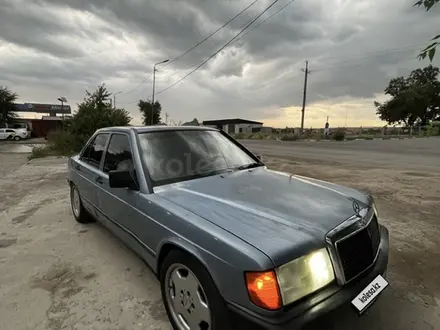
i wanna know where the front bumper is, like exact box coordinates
[228,225,389,330]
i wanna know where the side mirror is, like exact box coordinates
[256,155,262,160]
[109,170,139,190]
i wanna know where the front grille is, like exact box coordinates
[336,215,380,282]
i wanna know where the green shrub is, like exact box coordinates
[280,134,298,141]
[29,146,53,159]
[29,131,79,160]
[47,130,83,153]
[30,84,132,159]
[233,133,245,139]
[425,125,440,136]
[333,130,345,141]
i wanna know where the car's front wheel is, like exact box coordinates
[70,184,94,223]
[160,250,231,330]
[13,136,21,141]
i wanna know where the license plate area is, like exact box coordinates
[351,274,388,314]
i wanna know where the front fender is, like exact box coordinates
[156,236,222,292]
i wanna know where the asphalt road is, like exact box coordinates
[241,138,440,172]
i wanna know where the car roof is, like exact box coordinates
[96,125,218,134]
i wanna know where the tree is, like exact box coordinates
[375,65,440,126]
[0,86,18,127]
[138,100,162,125]
[69,84,132,148]
[182,118,200,126]
[415,0,439,61]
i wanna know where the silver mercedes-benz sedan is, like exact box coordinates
[67,126,389,330]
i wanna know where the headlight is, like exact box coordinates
[275,248,335,305]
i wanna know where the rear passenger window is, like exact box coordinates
[81,134,108,169]
[103,134,133,173]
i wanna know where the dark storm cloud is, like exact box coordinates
[35,0,329,69]
[0,0,83,57]
[0,0,125,58]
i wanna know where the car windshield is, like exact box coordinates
[138,129,259,186]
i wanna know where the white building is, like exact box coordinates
[202,118,263,134]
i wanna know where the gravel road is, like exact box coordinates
[0,139,439,330]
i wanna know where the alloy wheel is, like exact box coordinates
[71,187,81,218]
[165,263,211,330]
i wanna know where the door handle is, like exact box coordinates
[95,176,103,184]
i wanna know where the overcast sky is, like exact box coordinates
[1,0,440,128]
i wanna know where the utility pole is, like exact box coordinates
[165,112,169,125]
[113,91,122,109]
[300,60,311,134]
[151,59,169,125]
[151,67,156,126]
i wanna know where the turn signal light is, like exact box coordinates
[245,270,282,310]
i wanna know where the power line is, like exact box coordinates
[120,73,153,97]
[313,44,424,72]
[162,0,296,84]
[122,42,422,103]
[233,0,296,43]
[316,44,424,63]
[314,51,421,73]
[162,0,260,68]
[156,0,284,95]
[251,44,424,94]
[119,0,259,97]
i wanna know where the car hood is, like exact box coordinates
[155,167,371,266]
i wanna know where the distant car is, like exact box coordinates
[0,128,19,140]
[9,123,31,139]
[8,128,29,140]
[67,126,389,330]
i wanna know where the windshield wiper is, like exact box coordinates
[235,162,263,171]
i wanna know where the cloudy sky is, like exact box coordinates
[1,0,440,128]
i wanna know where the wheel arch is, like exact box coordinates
[156,238,223,296]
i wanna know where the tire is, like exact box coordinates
[70,184,94,223]
[160,250,231,330]
[14,136,21,141]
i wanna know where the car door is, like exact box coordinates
[6,129,16,139]
[0,129,5,140]
[97,133,146,256]
[73,133,109,217]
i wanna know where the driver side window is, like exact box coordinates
[80,133,108,169]
[103,134,134,173]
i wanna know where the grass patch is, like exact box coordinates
[28,144,76,160]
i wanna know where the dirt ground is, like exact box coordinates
[0,151,439,330]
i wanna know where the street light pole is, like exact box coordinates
[113,91,122,109]
[151,59,169,125]
[57,96,68,130]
